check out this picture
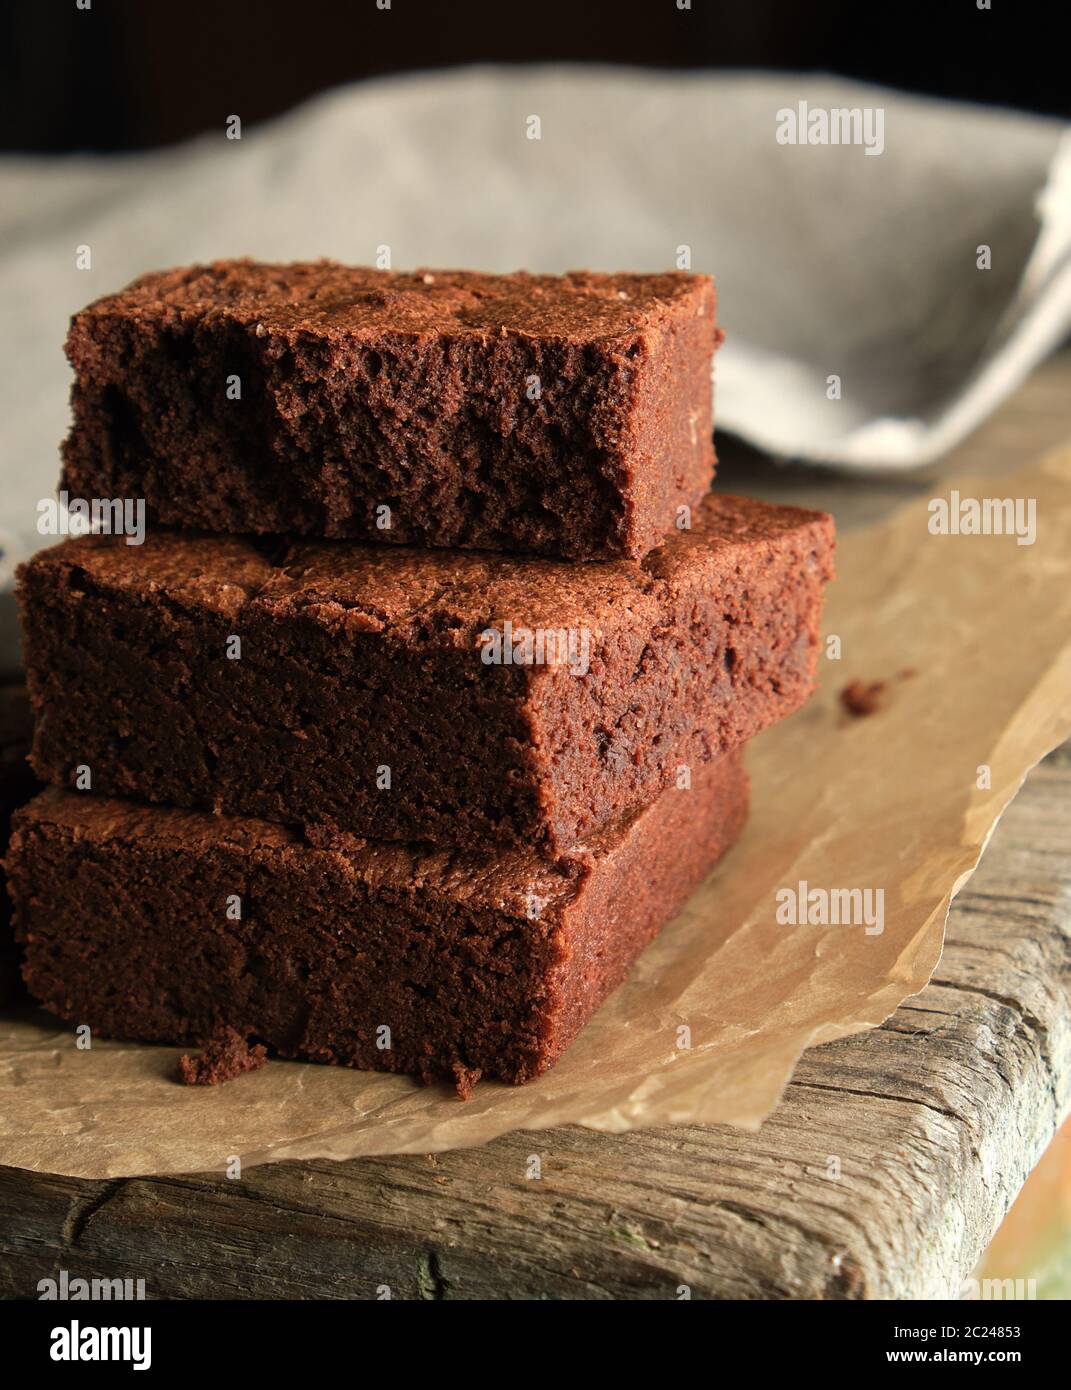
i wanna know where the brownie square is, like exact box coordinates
[17,494,833,856]
[62,261,721,560]
[7,750,748,1091]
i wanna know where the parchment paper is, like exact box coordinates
[3,440,1070,1179]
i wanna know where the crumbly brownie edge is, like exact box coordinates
[61,262,718,559]
[533,503,834,849]
[17,544,550,851]
[7,751,747,1091]
[17,497,831,855]
[0,684,38,1005]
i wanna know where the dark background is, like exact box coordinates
[1,0,1062,154]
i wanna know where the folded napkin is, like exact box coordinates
[2,65,1069,600]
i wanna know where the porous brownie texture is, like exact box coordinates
[7,751,748,1092]
[0,684,37,1004]
[62,260,720,560]
[18,495,833,856]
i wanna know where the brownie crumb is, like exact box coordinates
[177,1027,268,1086]
[451,1061,483,1101]
[840,679,887,717]
[840,669,915,718]
[417,1058,483,1100]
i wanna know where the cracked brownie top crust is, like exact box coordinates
[78,261,711,339]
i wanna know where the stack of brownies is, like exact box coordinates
[7,262,834,1094]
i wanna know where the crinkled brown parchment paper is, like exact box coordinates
[3,444,1071,1178]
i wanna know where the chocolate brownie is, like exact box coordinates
[0,684,37,1004]
[62,261,720,560]
[7,750,748,1092]
[177,1028,268,1086]
[18,494,833,855]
